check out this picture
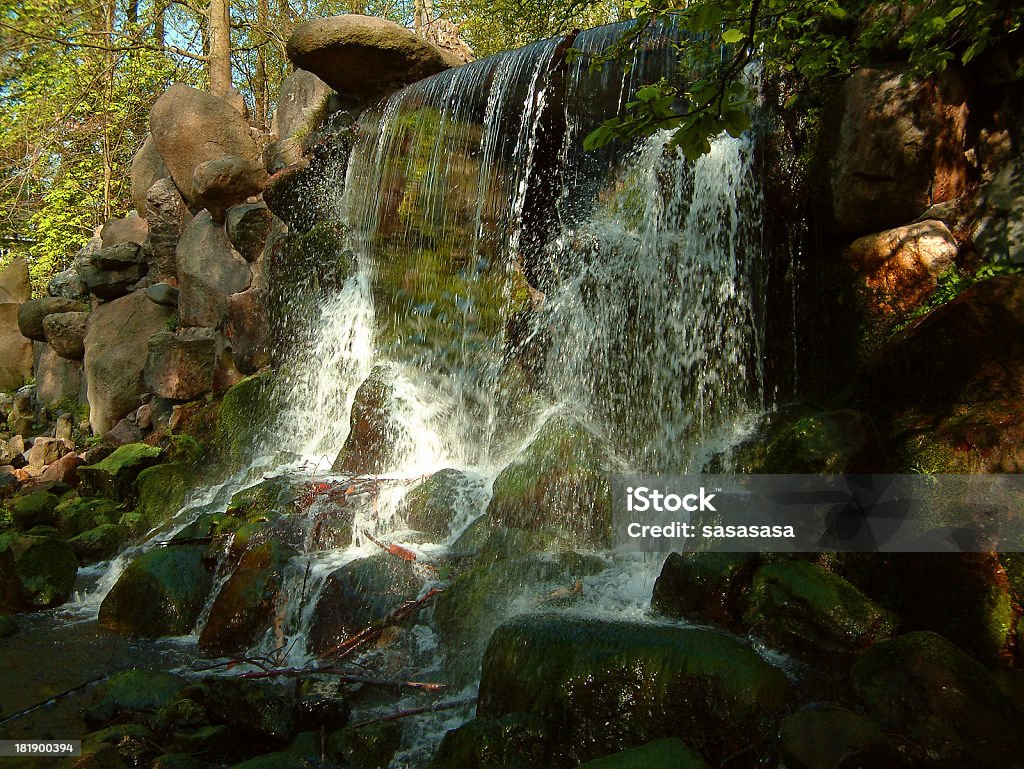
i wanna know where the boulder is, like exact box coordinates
[35,344,84,409]
[17,297,87,342]
[0,303,32,391]
[101,213,149,248]
[202,677,297,741]
[972,155,1024,265]
[84,290,174,433]
[46,267,89,301]
[328,723,401,769]
[859,275,1024,472]
[743,561,897,654]
[778,706,901,769]
[331,366,407,474]
[144,177,190,283]
[272,68,335,144]
[68,523,130,564]
[144,329,216,400]
[0,256,30,303]
[149,84,262,206]
[39,453,84,486]
[307,555,423,656]
[130,135,171,216]
[77,442,164,500]
[476,615,792,766]
[223,288,272,374]
[286,15,462,103]
[487,414,611,546]
[10,490,59,530]
[852,631,1023,766]
[146,282,179,308]
[226,203,274,261]
[198,539,294,655]
[399,468,481,540]
[831,67,968,234]
[191,156,269,224]
[99,544,213,636]
[42,311,89,360]
[85,669,186,726]
[651,552,760,630]
[79,243,147,301]
[430,713,548,769]
[845,220,958,320]
[0,530,78,611]
[176,211,252,328]
[26,436,69,469]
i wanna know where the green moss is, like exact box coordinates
[217,371,279,467]
[429,713,548,769]
[78,443,164,501]
[68,523,129,564]
[577,739,708,769]
[0,530,78,610]
[135,463,194,530]
[328,723,402,769]
[10,490,59,530]
[85,669,186,726]
[55,496,121,538]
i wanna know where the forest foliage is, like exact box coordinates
[1,0,1021,292]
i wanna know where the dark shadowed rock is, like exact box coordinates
[226,203,274,261]
[84,291,174,433]
[130,134,171,216]
[0,529,78,610]
[101,213,149,248]
[286,15,462,103]
[99,544,212,636]
[144,328,216,400]
[778,706,901,769]
[17,297,88,342]
[831,67,968,235]
[42,311,89,360]
[79,243,148,300]
[176,211,252,328]
[0,256,30,303]
[191,156,269,224]
[35,344,84,409]
[651,552,760,631]
[144,177,190,283]
[149,84,261,206]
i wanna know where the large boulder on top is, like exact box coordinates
[830,66,968,235]
[149,83,261,206]
[0,256,31,303]
[176,211,252,328]
[42,311,89,360]
[17,297,88,342]
[286,15,463,103]
[130,134,171,216]
[84,290,174,434]
[101,213,149,248]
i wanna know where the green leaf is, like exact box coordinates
[722,28,746,44]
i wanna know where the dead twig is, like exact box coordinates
[349,697,476,729]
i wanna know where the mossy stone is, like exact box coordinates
[69,523,130,564]
[85,669,186,727]
[577,739,708,769]
[487,414,612,546]
[429,713,548,769]
[10,490,59,530]
[778,705,901,769]
[477,614,792,766]
[226,752,311,769]
[98,544,212,637]
[400,468,479,540]
[328,722,402,769]
[0,530,78,610]
[743,561,897,654]
[136,462,194,529]
[78,443,164,501]
[651,552,760,630]
[55,496,121,538]
[217,370,279,467]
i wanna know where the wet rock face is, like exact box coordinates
[331,366,407,475]
[286,15,463,104]
[651,552,760,631]
[99,544,213,637]
[852,631,1024,766]
[475,614,792,767]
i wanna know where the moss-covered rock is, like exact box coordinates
[199,539,295,655]
[55,496,121,538]
[743,561,897,654]
[778,705,901,769]
[331,365,405,475]
[69,523,130,564]
[487,414,612,546]
[202,676,297,741]
[78,443,164,501]
[429,713,548,769]
[135,462,195,529]
[10,489,59,530]
[0,613,18,637]
[328,722,402,769]
[651,552,760,630]
[217,370,279,467]
[85,669,187,726]
[476,614,792,766]
[852,631,1024,766]
[577,739,708,769]
[307,554,423,656]
[730,405,882,473]
[0,530,78,610]
[399,468,481,540]
[98,544,212,636]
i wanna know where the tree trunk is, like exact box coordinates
[254,0,269,128]
[208,0,232,97]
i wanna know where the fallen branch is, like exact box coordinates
[349,697,477,729]
[238,669,445,692]
[320,588,443,661]
[0,674,107,726]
